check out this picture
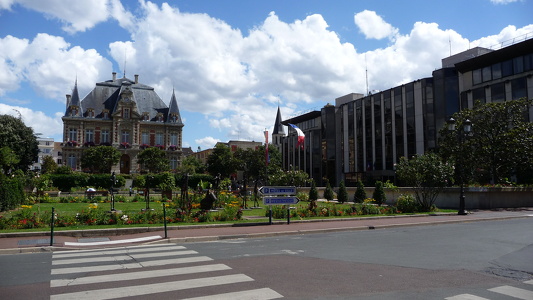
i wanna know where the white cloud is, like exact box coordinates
[490,0,520,4]
[354,10,398,40]
[195,136,221,149]
[0,33,112,100]
[0,0,134,33]
[0,103,63,138]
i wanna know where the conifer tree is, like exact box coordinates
[354,180,367,203]
[337,180,348,203]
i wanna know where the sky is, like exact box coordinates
[0,0,532,151]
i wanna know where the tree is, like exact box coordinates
[396,152,454,211]
[337,180,348,203]
[0,114,38,172]
[439,98,533,184]
[0,146,19,175]
[207,144,236,178]
[41,155,58,174]
[323,179,334,200]
[372,181,387,206]
[354,180,367,203]
[81,146,121,173]
[179,155,206,174]
[309,180,318,201]
[137,147,170,173]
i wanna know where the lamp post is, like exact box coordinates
[110,172,117,211]
[447,117,472,215]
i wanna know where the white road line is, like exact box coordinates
[489,285,533,300]
[63,235,161,246]
[182,288,284,300]
[51,256,213,275]
[52,250,198,265]
[445,294,490,300]
[53,245,186,258]
[50,274,254,300]
[51,263,231,287]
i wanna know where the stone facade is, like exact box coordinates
[61,73,184,174]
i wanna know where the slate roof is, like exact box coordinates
[71,75,180,123]
[272,106,285,135]
[167,89,183,125]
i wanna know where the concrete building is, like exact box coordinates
[275,36,533,186]
[61,73,184,174]
[31,137,55,172]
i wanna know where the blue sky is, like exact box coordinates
[0,0,532,150]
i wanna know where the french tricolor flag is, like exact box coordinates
[289,123,305,149]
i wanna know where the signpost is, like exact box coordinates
[260,186,298,224]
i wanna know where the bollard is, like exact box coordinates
[287,207,290,224]
[163,203,168,239]
[50,207,55,246]
[269,205,272,225]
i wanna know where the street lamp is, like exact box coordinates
[110,172,117,211]
[447,117,472,215]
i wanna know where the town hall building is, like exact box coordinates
[61,72,184,174]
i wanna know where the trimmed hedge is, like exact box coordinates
[0,176,25,211]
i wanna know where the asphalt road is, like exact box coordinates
[0,218,532,299]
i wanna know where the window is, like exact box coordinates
[156,133,164,145]
[482,66,491,82]
[121,131,130,143]
[472,69,482,85]
[85,129,94,142]
[67,154,76,169]
[142,112,150,121]
[170,157,178,170]
[123,108,130,119]
[511,77,527,100]
[513,56,524,74]
[101,130,110,143]
[472,87,486,104]
[142,132,149,144]
[502,59,513,77]
[492,63,502,79]
[68,128,77,141]
[170,133,178,145]
[491,83,505,102]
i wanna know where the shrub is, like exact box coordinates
[395,194,419,213]
[354,180,366,203]
[309,180,318,201]
[337,180,348,204]
[0,175,25,211]
[323,179,335,200]
[372,181,387,206]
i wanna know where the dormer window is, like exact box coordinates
[102,109,109,119]
[156,113,164,122]
[142,112,150,121]
[87,108,95,118]
[124,108,130,119]
[169,113,178,123]
[70,105,78,117]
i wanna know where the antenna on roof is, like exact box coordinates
[123,48,127,78]
[449,35,452,56]
[365,54,369,96]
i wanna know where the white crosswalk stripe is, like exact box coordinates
[50,243,283,300]
[445,281,533,300]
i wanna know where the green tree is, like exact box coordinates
[396,152,454,211]
[337,180,348,203]
[309,179,318,201]
[81,146,121,173]
[323,179,334,200]
[41,155,58,174]
[207,144,236,178]
[0,115,38,172]
[439,98,533,184]
[372,181,387,206]
[137,147,170,173]
[354,180,367,203]
[0,146,20,175]
[179,155,206,174]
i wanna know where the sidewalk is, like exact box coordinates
[1,209,532,254]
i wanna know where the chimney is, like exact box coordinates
[134,74,139,84]
[66,94,71,104]
[112,72,117,81]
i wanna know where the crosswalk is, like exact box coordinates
[445,279,533,300]
[50,244,283,300]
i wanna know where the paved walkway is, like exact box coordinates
[1,209,532,254]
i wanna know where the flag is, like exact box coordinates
[288,123,305,149]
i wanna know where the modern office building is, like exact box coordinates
[61,73,185,174]
[275,36,533,186]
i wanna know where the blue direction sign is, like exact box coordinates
[263,196,299,205]
[259,186,297,195]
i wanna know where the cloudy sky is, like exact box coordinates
[0,0,531,150]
